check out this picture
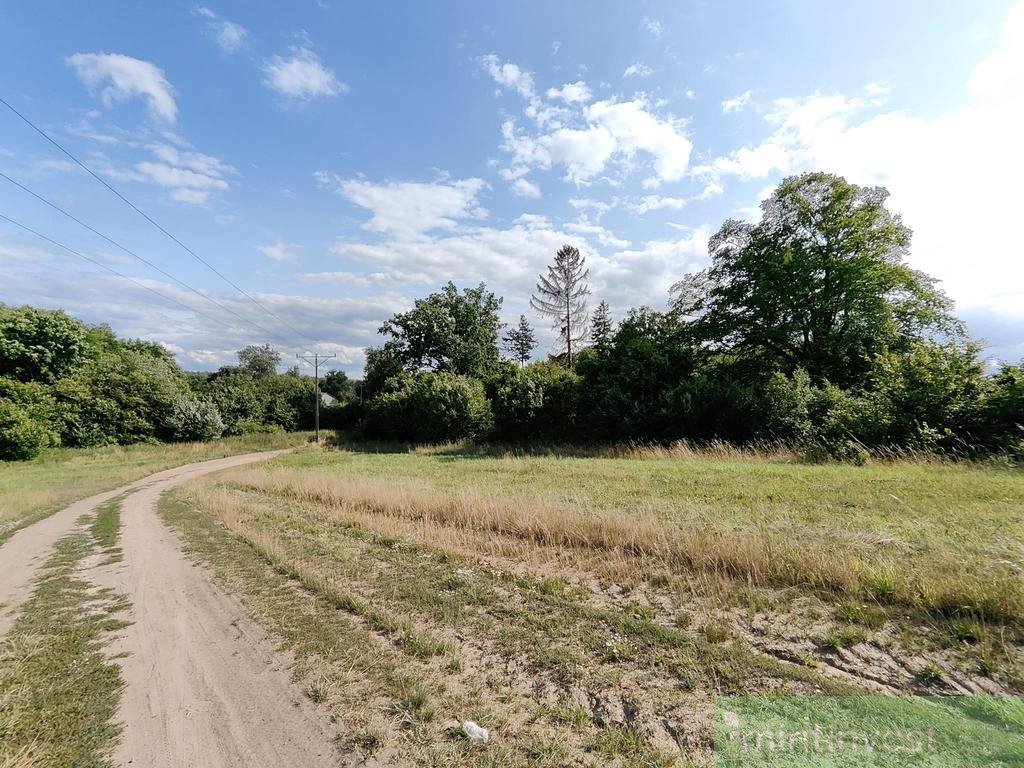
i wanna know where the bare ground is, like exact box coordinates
[0,449,348,768]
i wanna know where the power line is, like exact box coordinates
[297,352,336,444]
[0,95,320,348]
[0,211,241,334]
[0,170,291,346]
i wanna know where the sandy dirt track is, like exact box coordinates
[0,452,285,638]
[1,450,346,767]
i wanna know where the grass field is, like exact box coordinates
[0,432,310,544]
[163,442,1024,766]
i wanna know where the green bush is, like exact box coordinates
[763,369,814,443]
[0,399,55,460]
[54,347,186,447]
[365,372,492,443]
[0,379,61,460]
[970,364,1024,456]
[487,362,579,441]
[0,305,88,383]
[163,396,225,442]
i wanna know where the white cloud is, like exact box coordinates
[568,197,615,219]
[134,162,229,202]
[322,175,489,241]
[510,178,541,198]
[546,81,592,104]
[642,17,663,37]
[67,52,178,123]
[111,142,236,205]
[623,62,654,79]
[0,245,401,373]
[565,221,630,248]
[481,54,536,100]
[262,48,347,100]
[148,143,233,177]
[627,195,687,214]
[296,271,376,289]
[721,90,753,113]
[543,124,618,183]
[685,89,696,99]
[481,54,567,128]
[257,242,301,261]
[585,99,692,186]
[696,0,1024,313]
[589,226,710,310]
[493,71,692,187]
[197,7,248,53]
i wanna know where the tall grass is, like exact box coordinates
[222,466,1024,625]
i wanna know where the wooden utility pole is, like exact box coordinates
[296,353,336,443]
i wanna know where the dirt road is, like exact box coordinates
[0,450,346,768]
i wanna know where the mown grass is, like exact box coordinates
[0,501,128,768]
[159,442,1023,764]
[162,475,851,766]
[220,447,1024,625]
[0,432,309,544]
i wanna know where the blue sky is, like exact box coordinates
[2,0,1022,374]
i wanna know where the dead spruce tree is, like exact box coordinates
[531,244,590,365]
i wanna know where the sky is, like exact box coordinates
[1,0,1022,375]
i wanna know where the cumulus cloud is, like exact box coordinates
[319,174,489,241]
[480,53,566,128]
[483,55,692,191]
[546,81,592,104]
[510,178,541,198]
[481,53,536,100]
[623,62,654,78]
[67,52,178,122]
[694,0,1024,314]
[721,90,753,113]
[196,7,248,53]
[496,97,691,187]
[262,47,347,99]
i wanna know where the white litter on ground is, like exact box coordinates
[462,720,489,744]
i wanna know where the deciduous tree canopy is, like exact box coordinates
[672,172,961,387]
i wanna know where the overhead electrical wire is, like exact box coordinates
[0,95,320,349]
[0,170,295,346]
[0,211,243,334]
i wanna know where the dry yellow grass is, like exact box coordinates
[164,449,1024,765]
[221,464,1024,624]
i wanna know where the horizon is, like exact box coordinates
[2,1,1023,375]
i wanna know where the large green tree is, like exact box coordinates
[237,344,281,378]
[0,305,88,383]
[377,282,503,378]
[672,172,961,387]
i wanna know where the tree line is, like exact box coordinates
[352,172,1022,461]
[0,313,328,459]
[2,171,1020,462]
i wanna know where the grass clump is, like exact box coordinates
[0,508,128,768]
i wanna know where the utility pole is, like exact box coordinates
[296,352,336,443]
